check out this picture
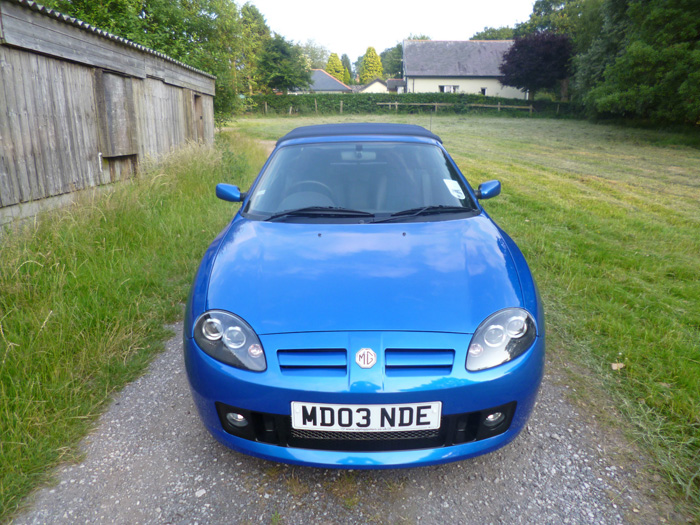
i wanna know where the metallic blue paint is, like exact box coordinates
[204,217,523,336]
[215,183,243,203]
[184,125,545,468]
[476,180,502,200]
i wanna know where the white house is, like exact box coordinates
[358,78,388,93]
[402,40,526,99]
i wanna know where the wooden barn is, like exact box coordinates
[0,0,216,220]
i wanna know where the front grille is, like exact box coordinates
[384,348,455,376]
[277,349,347,376]
[291,428,440,441]
[216,401,517,453]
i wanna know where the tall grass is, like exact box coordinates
[232,115,700,517]
[0,133,266,521]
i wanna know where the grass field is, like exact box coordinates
[1,115,698,520]
[231,115,700,516]
[0,133,266,521]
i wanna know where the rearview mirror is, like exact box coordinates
[216,184,245,203]
[476,180,501,200]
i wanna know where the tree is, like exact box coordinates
[44,0,145,41]
[582,0,700,124]
[358,47,384,84]
[44,0,245,116]
[239,3,271,95]
[300,39,330,69]
[341,54,353,81]
[471,26,515,40]
[257,34,311,93]
[499,32,573,99]
[515,0,570,36]
[353,55,364,81]
[380,43,403,78]
[572,0,626,98]
[325,53,344,81]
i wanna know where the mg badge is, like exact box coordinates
[356,348,377,369]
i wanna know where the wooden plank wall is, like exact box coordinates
[0,48,215,209]
[0,0,216,211]
[0,46,102,207]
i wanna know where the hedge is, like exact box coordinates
[247,93,579,118]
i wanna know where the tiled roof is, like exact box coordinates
[309,69,352,92]
[403,40,513,78]
[386,78,406,90]
[4,0,216,79]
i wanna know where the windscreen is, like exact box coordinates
[244,142,478,220]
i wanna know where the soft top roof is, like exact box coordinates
[276,123,442,145]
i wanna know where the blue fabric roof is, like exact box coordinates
[277,123,443,145]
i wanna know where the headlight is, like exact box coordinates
[193,310,266,372]
[466,308,536,371]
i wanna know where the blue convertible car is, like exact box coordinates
[184,123,545,468]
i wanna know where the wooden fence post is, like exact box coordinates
[264,101,268,114]
[340,100,343,114]
[498,101,501,112]
[315,98,318,115]
[289,106,293,115]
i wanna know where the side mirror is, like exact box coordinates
[476,180,501,200]
[216,183,246,203]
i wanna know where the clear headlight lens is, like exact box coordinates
[467,308,536,371]
[193,310,266,372]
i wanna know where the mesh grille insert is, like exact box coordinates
[291,428,440,441]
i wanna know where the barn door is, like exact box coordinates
[194,94,204,142]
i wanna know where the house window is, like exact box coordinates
[481,88,487,96]
[439,85,459,93]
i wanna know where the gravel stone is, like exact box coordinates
[14,325,680,524]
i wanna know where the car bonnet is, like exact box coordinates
[206,216,524,335]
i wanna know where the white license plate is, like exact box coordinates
[291,401,442,432]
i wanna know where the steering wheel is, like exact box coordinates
[287,181,335,202]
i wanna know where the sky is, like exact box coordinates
[247,0,536,63]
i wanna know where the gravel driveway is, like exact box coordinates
[15,325,679,524]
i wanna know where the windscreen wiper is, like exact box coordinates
[265,206,375,221]
[372,205,473,223]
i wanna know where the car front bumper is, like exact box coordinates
[184,330,545,469]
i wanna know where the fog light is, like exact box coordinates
[484,412,505,427]
[226,412,248,428]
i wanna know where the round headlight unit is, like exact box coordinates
[505,315,527,338]
[467,308,536,371]
[202,317,223,341]
[193,311,266,372]
[223,326,246,349]
[483,324,506,347]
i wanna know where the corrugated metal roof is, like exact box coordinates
[3,0,216,79]
[403,40,513,78]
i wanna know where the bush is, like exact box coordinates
[247,93,578,118]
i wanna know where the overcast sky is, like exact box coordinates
[246,0,536,63]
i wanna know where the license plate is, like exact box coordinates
[291,401,441,432]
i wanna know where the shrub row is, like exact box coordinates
[247,93,579,118]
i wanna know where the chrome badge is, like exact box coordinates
[355,348,377,369]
